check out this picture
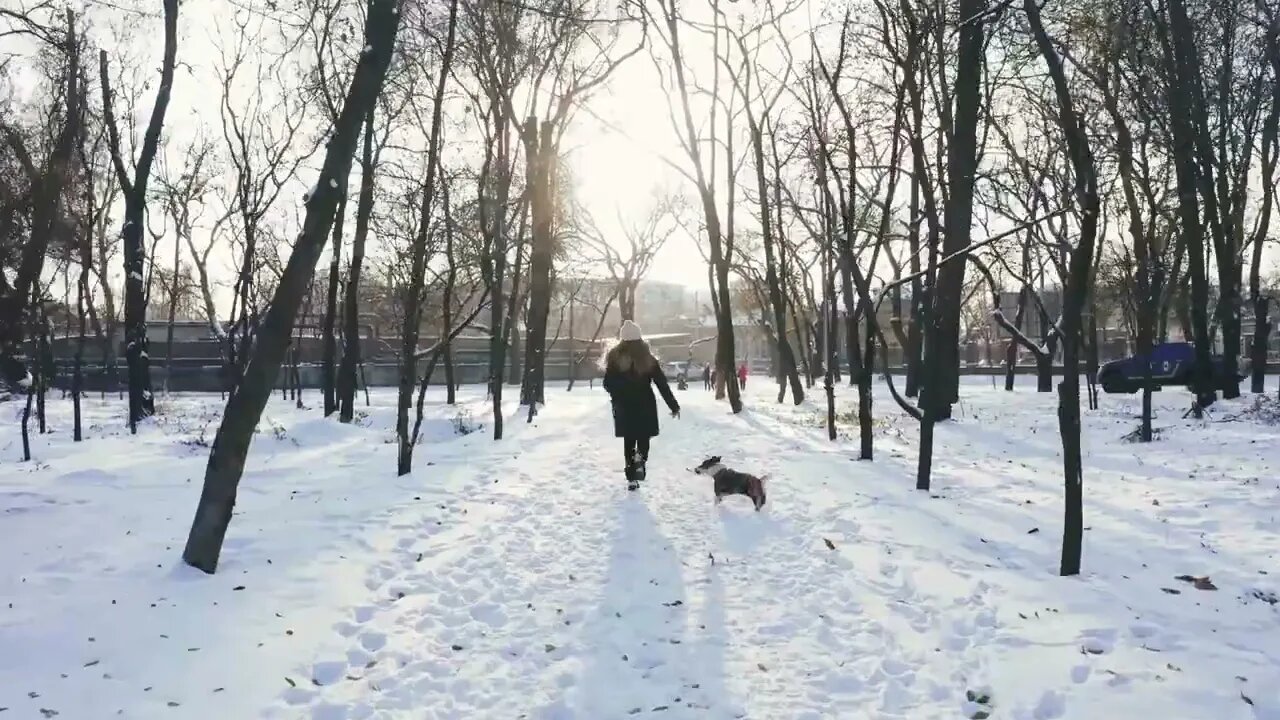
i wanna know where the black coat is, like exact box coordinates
[604,362,680,438]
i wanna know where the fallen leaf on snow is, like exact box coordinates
[1174,574,1218,590]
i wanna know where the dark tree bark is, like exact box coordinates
[1024,0,1100,577]
[654,0,741,412]
[519,118,555,407]
[182,0,403,573]
[338,106,376,423]
[905,164,923,397]
[438,172,459,407]
[1251,19,1278,394]
[925,0,987,423]
[1099,51,1160,437]
[74,234,88,443]
[1005,240,1031,392]
[98,0,178,432]
[442,174,458,404]
[481,145,515,439]
[743,107,802,404]
[21,384,34,462]
[1157,0,1216,412]
[504,220,527,391]
[0,10,81,391]
[36,305,49,434]
[396,0,457,474]
[321,197,346,416]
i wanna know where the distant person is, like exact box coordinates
[702,363,711,390]
[603,320,680,491]
[738,362,748,389]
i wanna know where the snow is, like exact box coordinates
[328,178,338,189]
[2,378,1279,719]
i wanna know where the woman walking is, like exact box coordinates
[604,320,680,490]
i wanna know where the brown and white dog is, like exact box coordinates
[693,456,767,510]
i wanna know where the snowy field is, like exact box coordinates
[2,377,1278,719]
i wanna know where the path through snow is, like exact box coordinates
[273,392,999,719]
[3,380,1279,719]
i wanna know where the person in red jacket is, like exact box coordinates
[737,362,748,388]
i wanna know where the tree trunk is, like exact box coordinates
[1250,26,1278,393]
[321,197,345,416]
[905,168,923,398]
[396,0,457,474]
[21,386,34,461]
[926,0,987,420]
[0,11,81,390]
[1025,0,1099,576]
[857,314,874,460]
[338,106,376,423]
[520,118,556,408]
[164,224,179,396]
[182,0,402,573]
[1163,0,1217,412]
[73,258,87,442]
[36,307,49,434]
[439,171,459,407]
[1036,352,1053,392]
[747,122,803,405]
[98,0,177,431]
[619,281,636,321]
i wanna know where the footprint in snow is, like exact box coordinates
[358,631,387,652]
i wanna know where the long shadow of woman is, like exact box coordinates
[566,497,731,718]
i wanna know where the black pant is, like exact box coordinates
[624,436,650,477]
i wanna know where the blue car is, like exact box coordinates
[1096,342,1247,394]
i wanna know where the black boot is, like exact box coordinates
[624,458,639,490]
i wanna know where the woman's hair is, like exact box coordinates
[601,339,658,375]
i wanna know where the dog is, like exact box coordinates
[692,456,767,510]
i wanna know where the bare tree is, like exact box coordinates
[98,0,178,431]
[155,137,215,394]
[576,194,678,322]
[216,9,318,397]
[183,0,404,574]
[1250,4,1279,394]
[396,0,459,475]
[517,6,646,410]
[1022,0,1101,576]
[0,9,81,393]
[649,0,743,412]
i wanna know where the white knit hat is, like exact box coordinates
[619,320,643,342]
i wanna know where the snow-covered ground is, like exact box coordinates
[2,377,1278,719]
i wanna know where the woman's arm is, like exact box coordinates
[651,365,680,415]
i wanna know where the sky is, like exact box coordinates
[7,0,1278,322]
